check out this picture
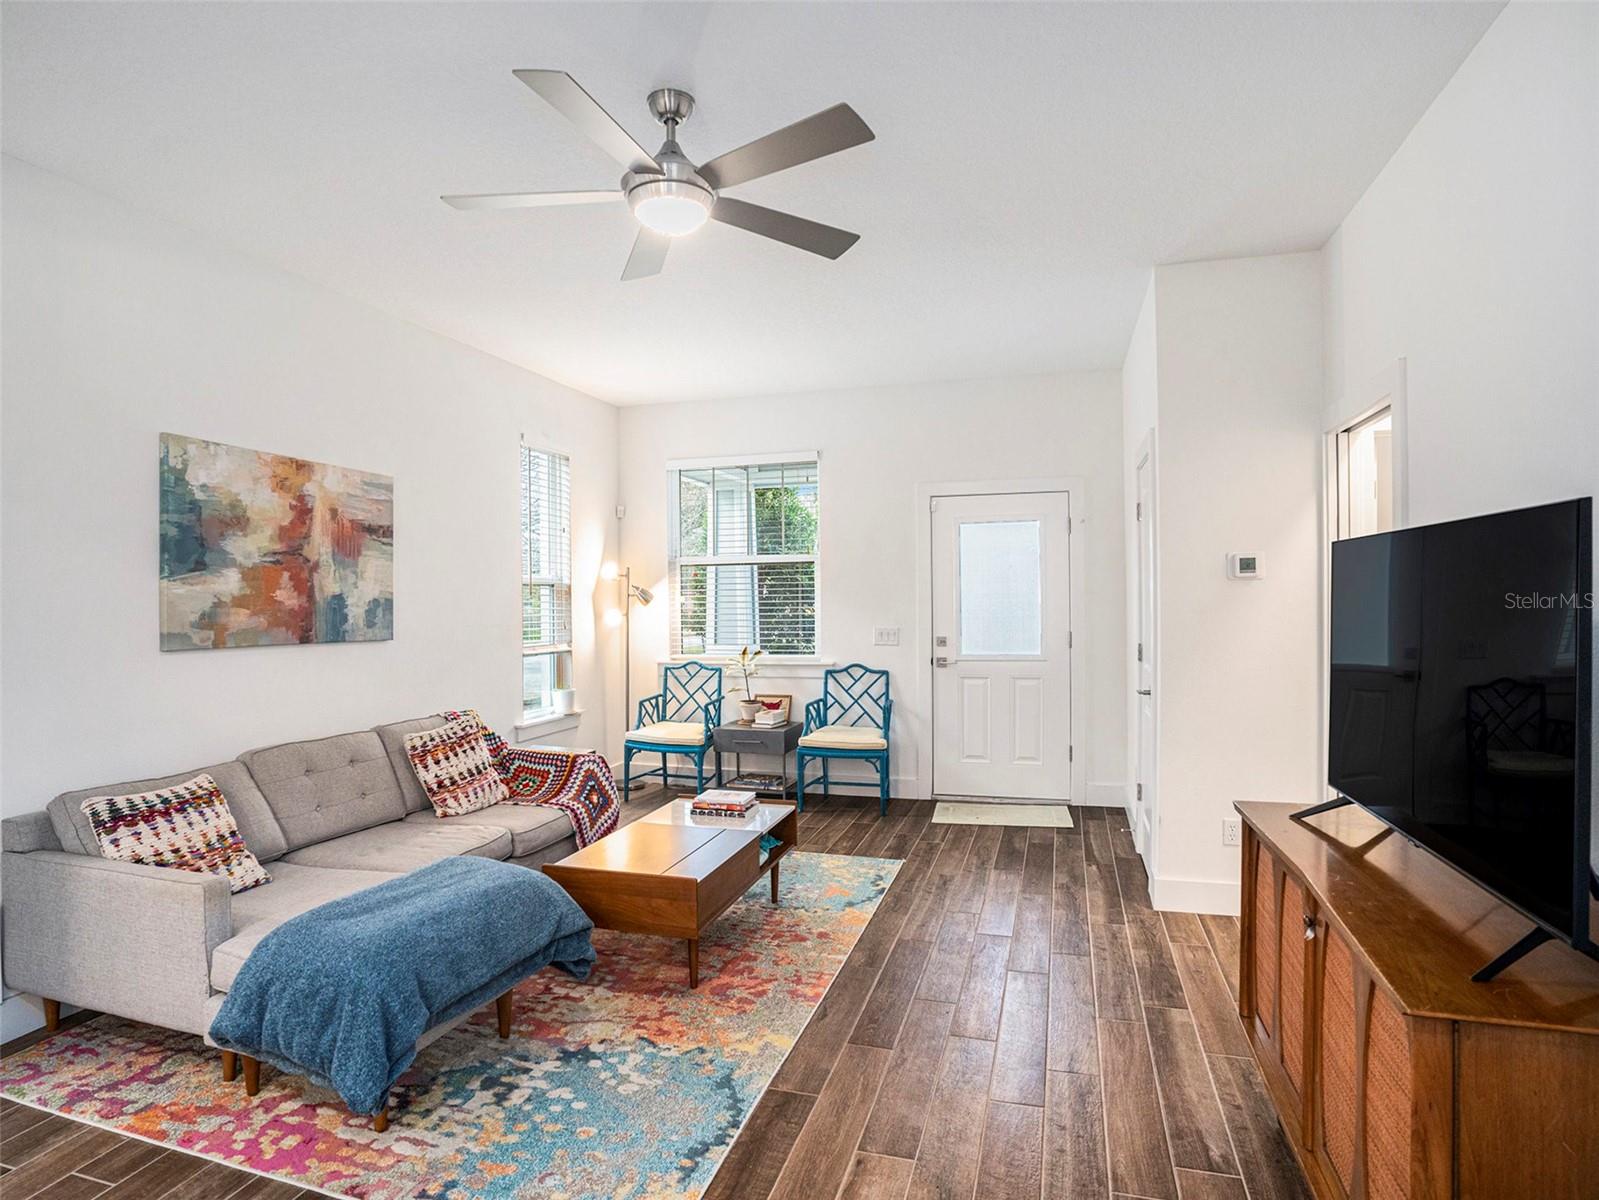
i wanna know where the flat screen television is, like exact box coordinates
[1327,498,1594,977]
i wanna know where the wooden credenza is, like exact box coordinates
[1237,802,1599,1200]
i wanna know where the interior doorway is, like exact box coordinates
[1334,406,1395,539]
[930,490,1073,801]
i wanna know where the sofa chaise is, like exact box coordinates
[0,714,588,1056]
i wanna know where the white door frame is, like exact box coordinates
[1131,431,1158,864]
[1319,359,1408,799]
[914,476,1088,804]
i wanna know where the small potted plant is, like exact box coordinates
[732,646,764,723]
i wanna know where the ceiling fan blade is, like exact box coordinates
[710,197,859,259]
[621,227,671,281]
[441,190,620,210]
[513,70,660,173]
[698,104,874,190]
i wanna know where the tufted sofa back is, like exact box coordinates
[236,730,406,852]
[46,760,289,863]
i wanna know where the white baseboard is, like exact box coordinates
[1149,873,1241,916]
[1086,780,1130,809]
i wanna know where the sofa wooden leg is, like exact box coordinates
[42,998,60,1032]
[496,990,513,1039]
[242,1055,260,1096]
[372,1105,390,1133]
[221,1050,238,1083]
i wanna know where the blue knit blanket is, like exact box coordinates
[210,857,595,1115]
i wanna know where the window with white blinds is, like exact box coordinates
[521,445,571,715]
[671,458,819,656]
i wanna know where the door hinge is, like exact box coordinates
[1136,501,1142,520]
[1137,782,1143,802]
[1069,745,1074,763]
[1068,631,1073,650]
[1137,642,1143,663]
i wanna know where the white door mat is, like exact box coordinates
[931,801,1075,828]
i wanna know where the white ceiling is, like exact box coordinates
[2,2,1501,405]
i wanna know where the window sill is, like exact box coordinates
[514,709,584,741]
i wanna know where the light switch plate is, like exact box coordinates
[873,627,900,646]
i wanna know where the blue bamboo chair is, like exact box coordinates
[796,664,892,815]
[622,661,724,795]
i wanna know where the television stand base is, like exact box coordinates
[1289,794,1354,821]
[1472,925,1555,982]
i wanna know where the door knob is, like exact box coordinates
[934,656,950,668]
[1136,688,1152,696]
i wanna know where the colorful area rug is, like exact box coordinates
[0,851,899,1199]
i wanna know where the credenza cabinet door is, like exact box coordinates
[1279,873,1309,1101]
[1250,838,1279,1041]
[1245,837,1309,1120]
[1314,923,1358,1198]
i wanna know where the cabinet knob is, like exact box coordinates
[1303,913,1317,941]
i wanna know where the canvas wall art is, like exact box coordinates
[160,433,394,650]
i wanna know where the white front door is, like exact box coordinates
[931,491,1072,800]
[1134,449,1156,853]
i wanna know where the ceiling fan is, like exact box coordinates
[443,71,874,280]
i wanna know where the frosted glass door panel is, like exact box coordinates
[959,520,1042,655]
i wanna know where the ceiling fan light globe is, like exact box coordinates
[628,178,713,236]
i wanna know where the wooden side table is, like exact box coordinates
[712,720,802,797]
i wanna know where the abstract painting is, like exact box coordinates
[160,433,393,650]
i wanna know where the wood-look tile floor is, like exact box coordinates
[0,794,1310,1200]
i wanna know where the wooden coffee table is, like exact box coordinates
[542,800,797,987]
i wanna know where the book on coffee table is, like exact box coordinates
[692,788,760,817]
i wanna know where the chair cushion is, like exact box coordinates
[800,724,888,751]
[403,716,508,817]
[239,731,406,852]
[278,820,512,872]
[210,863,398,991]
[626,721,710,746]
[49,759,287,863]
[404,803,574,859]
[80,773,272,894]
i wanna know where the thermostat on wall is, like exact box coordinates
[1228,553,1263,580]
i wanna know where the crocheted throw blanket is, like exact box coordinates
[444,710,620,848]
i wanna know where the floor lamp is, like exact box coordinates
[601,563,653,786]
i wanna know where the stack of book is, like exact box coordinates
[752,708,787,728]
[691,788,759,818]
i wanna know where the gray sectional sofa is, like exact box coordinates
[0,715,585,1041]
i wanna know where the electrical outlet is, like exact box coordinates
[1222,816,1242,847]
[873,627,900,646]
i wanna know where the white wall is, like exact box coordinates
[0,155,620,815]
[1129,254,1326,912]
[615,373,1128,801]
[1323,2,1596,527]
[1321,0,1598,866]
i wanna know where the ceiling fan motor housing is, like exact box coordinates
[624,95,716,235]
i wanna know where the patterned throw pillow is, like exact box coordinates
[81,774,271,894]
[405,717,509,817]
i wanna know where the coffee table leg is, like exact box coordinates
[771,862,780,903]
[688,939,700,989]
